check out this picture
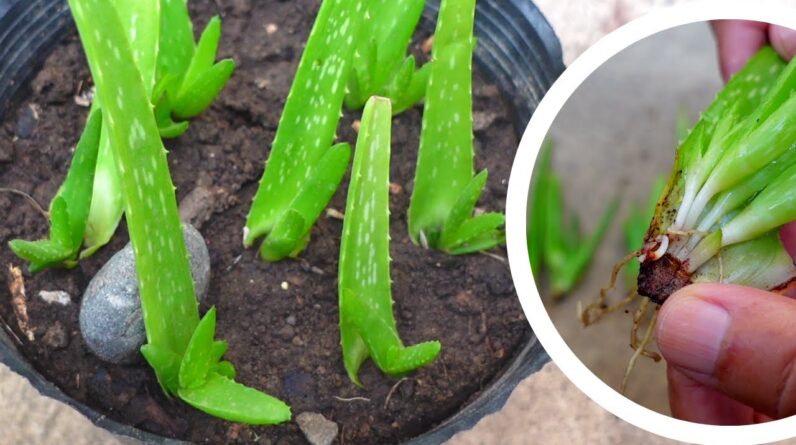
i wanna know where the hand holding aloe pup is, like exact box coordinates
[67,0,289,424]
[654,24,796,426]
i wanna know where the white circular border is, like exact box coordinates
[506,2,796,444]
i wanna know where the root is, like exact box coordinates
[621,305,660,394]
[580,250,640,326]
[384,377,409,410]
[0,187,48,220]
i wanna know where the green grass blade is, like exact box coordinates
[339,97,440,385]
[245,0,363,252]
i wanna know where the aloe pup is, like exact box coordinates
[345,0,430,114]
[68,0,289,424]
[244,0,363,261]
[407,0,504,255]
[340,96,441,385]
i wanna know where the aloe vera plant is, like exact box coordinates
[344,0,430,114]
[9,110,102,272]
[82,0,235,257]
[68,0,289,423]
[527,141,617,297]
[244,0,362,261]
[340,96,441,385]
[407,0,504,255]
[634,46,796,304]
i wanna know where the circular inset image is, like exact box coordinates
[507,3,796,444]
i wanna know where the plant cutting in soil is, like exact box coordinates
[582,46,796,392]
[408,0,505,255]
[339,96,440,386]
[0,0,526,443]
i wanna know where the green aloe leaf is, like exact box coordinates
[244,0,363,261]
[339,96,440,385]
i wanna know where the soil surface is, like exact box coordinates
[0,1,527,444]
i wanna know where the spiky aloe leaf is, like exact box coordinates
[408,0,501,255]
[69,0,289,424]
[637,47,796,304]
[527,140,552,276]
[339,97,441,386]
[10,109,102,272]
[345,0,428,112]
[244,0,363,261]
[82,0,160,258]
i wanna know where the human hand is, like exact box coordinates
[711,20,796,81]
[656,276,796,424]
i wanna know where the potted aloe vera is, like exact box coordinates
[0,0,562,443]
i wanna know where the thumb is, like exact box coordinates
[656,283,796,419]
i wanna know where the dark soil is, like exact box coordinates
[0,1,527,444]
[637,253,691,304]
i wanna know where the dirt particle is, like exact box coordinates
[42,321,68,349]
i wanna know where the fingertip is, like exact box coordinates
[711,20,769,81]
[769,25,796,61]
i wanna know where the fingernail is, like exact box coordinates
[656,295,730,375]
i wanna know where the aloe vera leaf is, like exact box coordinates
[346,0,426,110]
[339,97,440,385]
[444,212,504,251]
[260,143,351,261]
[446,230,505,255]
[179,307,217,389]
[141,343,182,393]
[438,169,488,248]
[157,0,195,98]
[541,173,566,273]
[672,47,786,229]
[692,231,796,290]
[244,0,363,252]
[172,16,236,119]
[10,109,102,271]
[83,0,159,257]
[527,141,552,275]
[390,58,431,115]
[70,0,289,423]
[70,0,199,363]
[408,40,476,243]
[213,361,236,379]
[178,372,291,425]
[173,59,235,119]
[720,160,796,246]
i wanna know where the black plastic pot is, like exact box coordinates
[0,1,564,443]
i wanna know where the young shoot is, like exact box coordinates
[527,141,617,298]
[9,110,102,272]
[339,96,441,386]
[83,0,235,258]
[244,0,363,261]
[69,0,289,424]
[408,0,505,255]
[344,0,430,114]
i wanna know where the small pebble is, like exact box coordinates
[296,412,338,445]
[280,281,289,290]
[285,314,297,326]
[38,290,71,306]
[265,23,278,34]
[79,225,210,364]
[15,104,38,139]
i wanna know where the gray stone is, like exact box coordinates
[79,224,210,364]
[296,412,338,445]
